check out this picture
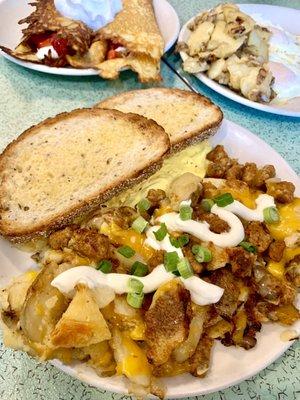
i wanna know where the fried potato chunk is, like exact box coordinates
[51,285,111,348]
[145,281,190,365]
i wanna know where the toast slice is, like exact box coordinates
[0,108,170,242]
[96,88,223,152]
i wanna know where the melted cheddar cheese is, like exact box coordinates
[220,185,261,209]
[116,333,151,380]
[268,198,300,240]
[100,222,154,260]
[267,246,300,279]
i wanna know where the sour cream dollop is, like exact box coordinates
[36,46,59,60]
[51,265,224,306]
[54,0,122,31]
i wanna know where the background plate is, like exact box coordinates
[179,4,300,118]
[0,119,299,398]
[0,0,180,76]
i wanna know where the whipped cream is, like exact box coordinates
[54,0,123,31]
[51,264,224,306]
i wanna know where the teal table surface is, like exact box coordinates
[0,0,299,399]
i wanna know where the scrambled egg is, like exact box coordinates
[107,141,211,207]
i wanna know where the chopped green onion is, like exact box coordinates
[192,245,212,262]
[169,234,190,248]
[97,260,112,273]
[127,292,144,308]
[137,198,151,212]
[263,206,280,224]
[117,245,135,258]
[178,234,190,247]
[239,241,257,253]
[201,198,215,212]
[154,223,168,241]
[179,204,193,220]
[128,277,144,294]
[164,251,180,272]
[131,216,148,233]
[214,193,234,207]
[169,235,180,248]
[131,261,148,277]
[177,257,193,279]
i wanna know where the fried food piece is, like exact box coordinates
[189,334,214,377]
[195,212,230,234]
[268,240,286,262]
[48,226,76,250]
[112,206,138,229]
[266,181,295,204]
[146,189,167,208]
[205,242,229,271]
[206,162,227,178]
[202,181,219,198]
[209,269,239,318]
[254,165,275,188]
[144,281,190,365]
[245,222,272,253]
[147,250,165,272]
[285,255,300,288]
[253,264,296,305]
[169,173,202,210]
[225,164,244,180]
[183,246,203,274]
[227,247,256,277]
[68,228,111,261]
[51,285,111,348]
[206,145,229,163]
[241,162,258,187]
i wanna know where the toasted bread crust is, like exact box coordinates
[0,108,170,243]
[96,88,223,153]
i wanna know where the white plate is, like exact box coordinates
[0,119,299,397]
[179,4,300,118]
[0,0,180,76]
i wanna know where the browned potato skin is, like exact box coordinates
[19,262,69,344]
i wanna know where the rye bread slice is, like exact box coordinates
[0,108,170,242]
[96,88,223,153]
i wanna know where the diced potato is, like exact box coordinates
[207,58,226,80]
[208,20,246,58]
[183,56,209,73]
[247,26,271,62]
[187,21,215,56]
[51,285,111,348]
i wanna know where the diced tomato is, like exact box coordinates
[51,37,68,57]
[29,33,68,57]
[107,49,118,60]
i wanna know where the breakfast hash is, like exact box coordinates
[1,145,299,397]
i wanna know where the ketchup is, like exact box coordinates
[30,33,68,57]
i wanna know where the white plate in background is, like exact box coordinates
[0,119,299,397]
[0,0,180,76]
[179,4,300,118]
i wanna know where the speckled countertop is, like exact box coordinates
[0,0,299,399]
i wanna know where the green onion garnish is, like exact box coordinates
[201,198,215,212]
[164,251,180,272]
[263,206,280,224]
[179,204,193,220]
[239,241,257,253]
[169,236,180,248]
[97,260,112,273]
[117,245,135,258]
[127,292,144,308]
[137,198,151,212]
[177,257,193,279]
[131,261,148,277]
[192,245,212,262]
[169,234,189,248]
[154,223,168,241]
[128,277,144,294]
[214,193,234,207]
[178,234,190,247]
[131,216,148,233]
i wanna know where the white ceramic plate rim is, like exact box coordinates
[178,3,300,118]
[0,0,180,76]
[0,119,299,398]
